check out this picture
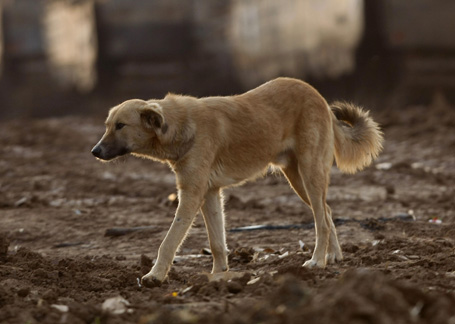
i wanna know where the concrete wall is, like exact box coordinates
[229,0,364,87]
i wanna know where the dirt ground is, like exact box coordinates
[1,95,455,324]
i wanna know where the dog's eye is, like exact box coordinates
[115,123,126,130]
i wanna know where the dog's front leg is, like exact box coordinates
[141,189,204,287]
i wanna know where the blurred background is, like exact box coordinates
[0,0,454,119]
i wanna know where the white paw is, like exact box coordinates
[141,273,163,288]
[141,268,167,288]
[326,252,343,264]
[303,258,326,268]
[326,253,337,264]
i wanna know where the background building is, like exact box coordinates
[0,0,454,118]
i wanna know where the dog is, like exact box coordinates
[92,77,383,287]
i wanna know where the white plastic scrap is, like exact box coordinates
[278,251,289,259]
[51,304,69,312]
[428,218,442,224]
[371,240,381,246]
[375,162,392,170]
[101,296,131,315]
[247,277,261,285]
[410,301,424,319]
[181,286,193,295]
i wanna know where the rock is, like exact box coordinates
[101,296,131,315]
[51,304,69,312]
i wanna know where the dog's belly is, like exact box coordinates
[207,138,295,188]
[272,149,292,168]
[208,163,268,188]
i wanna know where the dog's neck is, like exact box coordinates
[133,122,195,163]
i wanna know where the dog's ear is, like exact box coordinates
[140,103,168,134]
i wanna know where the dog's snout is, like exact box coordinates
[91,145,102,158]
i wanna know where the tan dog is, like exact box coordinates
[92,77,383,287]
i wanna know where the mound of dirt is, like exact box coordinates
[211,269,455,324]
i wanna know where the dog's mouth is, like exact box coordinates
[91,144,130,161]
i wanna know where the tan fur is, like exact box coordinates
[92,77,384,287]
[331,101,383,174]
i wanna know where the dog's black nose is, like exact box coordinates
[91,145,102,158]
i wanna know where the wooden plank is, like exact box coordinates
[229,0,364,87]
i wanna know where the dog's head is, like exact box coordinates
[91,99,167,161]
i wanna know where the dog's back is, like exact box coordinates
[176,78,334,187]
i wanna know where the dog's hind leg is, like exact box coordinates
[288,148,333,269]
[300,166,330,268]
[281,156,311,208]
[325,204,343,264]
[282,155,332,267]
[282,149,341,267]
[281,156,311,207]
[201,188,229,273]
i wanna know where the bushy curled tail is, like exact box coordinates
[331,101,384,174]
